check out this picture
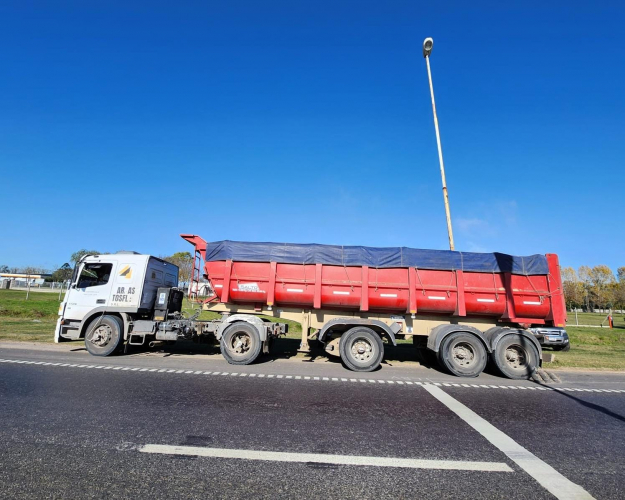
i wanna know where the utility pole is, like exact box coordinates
[423,37,455,251]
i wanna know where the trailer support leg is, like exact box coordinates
[298,311,311,353]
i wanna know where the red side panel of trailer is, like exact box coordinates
[201,257,565,327]
[181,235,567,327]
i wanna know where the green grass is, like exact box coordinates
[566,311,625,328]
[1,290,623,370]
[543,326,625,371]
[0,290,61,341]
[0,289,62,319]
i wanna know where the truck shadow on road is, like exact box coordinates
[130,337,450,373]
[546,386,625,424]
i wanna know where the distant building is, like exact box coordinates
[0,272,51,287]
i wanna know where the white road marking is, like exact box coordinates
[139,444,513,472]
[0,359,620,395]
[423,384,594,500]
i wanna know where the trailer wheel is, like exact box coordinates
[84,315,124,357]
[492,334,539,380]
[220,322,262,365]
[339,327,384,372]
[438,332,487,377]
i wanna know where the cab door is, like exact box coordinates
[64,261,117,322]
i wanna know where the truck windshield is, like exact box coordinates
[77,263,113,288]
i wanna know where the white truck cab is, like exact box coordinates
[56,250,287,361]
[55,252,179,344]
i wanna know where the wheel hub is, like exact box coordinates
[351,338,373,362]
[505,345,527,369]
[231,332,251,354]
[452,342,475,367]
[90,325,112,347]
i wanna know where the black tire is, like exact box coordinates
[84,315,124,357]
[553,343,571,352]
[220,322,262,365]
[438,332,487,377]
[492,334,540,380]
[339,327,384,372]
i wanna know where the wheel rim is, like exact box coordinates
[230,332,252,355]
[451,341,477,368]
[89,324,113,347]
[350,337,374,362]
[504,344,528,370]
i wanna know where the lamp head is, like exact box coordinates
[423,37,433,58]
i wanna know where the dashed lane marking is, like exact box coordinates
[0,358,623,394]
[139,444,513,472]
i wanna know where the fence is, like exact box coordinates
[8,281,70,292]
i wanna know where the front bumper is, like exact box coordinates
[539,336,569,347]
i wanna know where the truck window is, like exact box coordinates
[77,263,113,288]
[149,269,163,283]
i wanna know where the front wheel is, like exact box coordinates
[339,327,384,372]
[438,332,487,377]
[220,322,262,365]
[84,315,124,356]
[491,334,540,380]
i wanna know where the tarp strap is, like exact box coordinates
[341,246,354,291]
[231,262,240,286]
[415,267,426,296]
[526,275,544,304]
[492,272,500,301]
[446,272,454,298]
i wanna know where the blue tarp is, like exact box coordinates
[204,240,549,276]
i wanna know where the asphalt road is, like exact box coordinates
[1,342,624,499]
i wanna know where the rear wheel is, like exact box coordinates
[339,327,384,372]
[220,322,262,365]
[438,332,487,377]
[492,334,540,379]
[84,315,124,356]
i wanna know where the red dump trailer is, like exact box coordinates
[182,235,566,379]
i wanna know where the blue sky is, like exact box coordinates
[1,1,623,272]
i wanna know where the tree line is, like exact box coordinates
[562,265,625,311]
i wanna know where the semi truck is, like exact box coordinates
[55,234,567,380]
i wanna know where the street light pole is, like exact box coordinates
[423,37,455,251]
